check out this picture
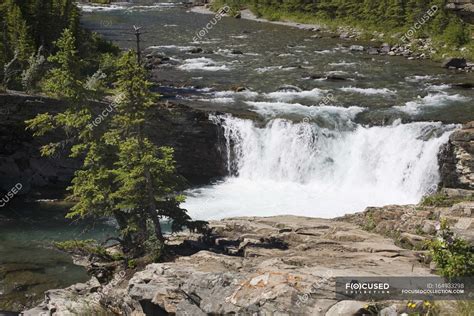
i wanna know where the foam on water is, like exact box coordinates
[245,101,366,119]
[263,88,326,102]
[340,86,396,95]
[178,57,230,71]
[395,93,469,114]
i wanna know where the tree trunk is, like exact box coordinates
[144,166,164,242]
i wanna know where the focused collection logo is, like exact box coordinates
[345,281,390,294]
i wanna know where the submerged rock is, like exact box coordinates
[277,84,302,92]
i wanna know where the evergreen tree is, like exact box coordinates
[42,28,84,101]
[5,1,34,62]
[107,51,191,244]
[27,50,198,259]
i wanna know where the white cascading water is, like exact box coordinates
[184,115,457,220]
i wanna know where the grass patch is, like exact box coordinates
[420,192,474,208]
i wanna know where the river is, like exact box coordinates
[80,2,473,219]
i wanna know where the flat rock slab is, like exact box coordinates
[26,215,451,315]
[123,216,433,315]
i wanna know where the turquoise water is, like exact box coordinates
[0,201,116,311]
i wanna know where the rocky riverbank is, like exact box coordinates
[25,199,473,315]
[190,5,473,69]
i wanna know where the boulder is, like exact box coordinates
[326,301,367,316]
[380,304,398,316]
[442,57,467,69]
[233,86,248,92]
[339,32,350,39]
[399,233,426,249]
[26,214,438,315]
[349,45,364,51]
[452,82,474,89]
[380,43,391,54]
[368,47,379,55]
[326,74,349,81]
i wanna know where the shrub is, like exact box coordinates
[427,219,474,278]
[21,47,46,93]
[442,17,470,47]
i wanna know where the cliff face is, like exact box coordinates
[439,121,474,190]
[0,93,226,197]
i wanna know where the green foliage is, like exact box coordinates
[21,47,46,93]
[1,0,76,64]
[362,212,376,232]
[441,17,470,47]
[456,301,474,316]
[234,0,471,53]
[3,0,35,63]
[127,259,137,269]
[42,28,84,101]
[54,239,110,259]
[421,192,474,207]
[427,219,474,278]
[0,0,119,92]
[28,49,198,261]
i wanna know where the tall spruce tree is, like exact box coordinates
[27,48,197,259]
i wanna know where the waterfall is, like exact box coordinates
[183,115,457,220]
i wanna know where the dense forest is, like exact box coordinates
[215,0,472,57]
[0,0,117,91]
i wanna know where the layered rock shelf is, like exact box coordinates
[0,93,226,197]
